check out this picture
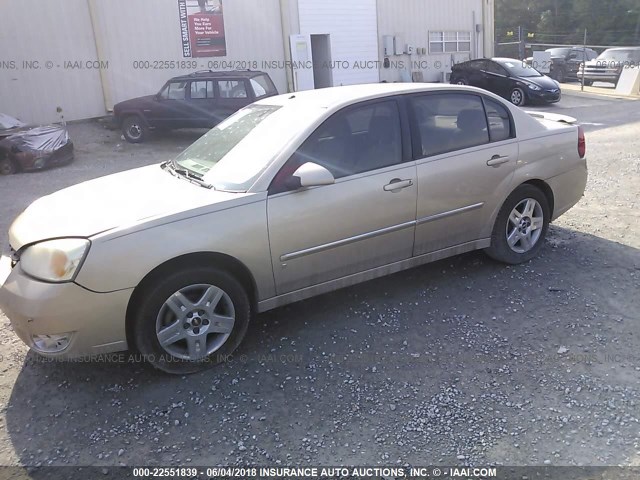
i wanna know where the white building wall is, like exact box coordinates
[90,0,288,109]
[377,0,486,83]
[297,0,379,86]
[0,0,105,124]
[0,0,287,123]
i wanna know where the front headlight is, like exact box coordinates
[528,84,541,91]
[20,238,90,283]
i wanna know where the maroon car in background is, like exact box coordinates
[113,70,278,143]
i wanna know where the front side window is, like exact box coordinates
[218,80,248,99]
[160,82,188,100]
[410,94,489,158]
[292,100,402,180]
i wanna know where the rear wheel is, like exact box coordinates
[122,115,148,143]
[455,78,468,85]
[133,266,251,374]
[485,185,550,264]
[509,87,526,106]
[0,156,17,175]
[583,79,593,86]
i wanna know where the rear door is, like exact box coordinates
[213,79,251,126]
[188,80,216,128]
[409,92,518,255]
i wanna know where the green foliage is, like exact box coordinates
[496,0,640,46]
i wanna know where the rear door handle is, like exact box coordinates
[487,155,510,167]
[384,178,413,192]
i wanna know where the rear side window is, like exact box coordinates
[190,81,214,99]
[484,98,513,142]
[409,93,489,158]
[218,80,248,99]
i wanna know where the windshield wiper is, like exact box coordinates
[163,161,214,190]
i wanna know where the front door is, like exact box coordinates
[150,81,191,129]
[267,99,417,294]
[408,92,518,255]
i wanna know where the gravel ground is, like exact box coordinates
[0,92,638,470]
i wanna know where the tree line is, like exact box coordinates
[496,0,640,47]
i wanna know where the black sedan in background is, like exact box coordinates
[450,57,561,107]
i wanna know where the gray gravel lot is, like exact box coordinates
[0,91,638,469]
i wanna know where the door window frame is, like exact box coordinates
[405,91,517,162]
[267,95,413,196]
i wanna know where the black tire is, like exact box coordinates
[583,79,593,86]
[454,78,468,85]
[121,115,148,144]
[509,87,526,107]
[0,156,17,175]
[484,184,551,265]
[133,266,251,374]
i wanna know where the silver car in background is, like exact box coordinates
[0,84,588,374]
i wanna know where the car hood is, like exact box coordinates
[9,164,248,250]
[519,75,559,89]
[114,95,157,110]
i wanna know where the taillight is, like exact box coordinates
[578,125,586,158]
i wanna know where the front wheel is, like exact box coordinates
[583,79,593,86]
[122,115,148,143]
[485,185,550,264]
[454,78,468,85]
[133,266,251,374]
[509,87,526,106]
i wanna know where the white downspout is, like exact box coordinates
[87,0,113,112]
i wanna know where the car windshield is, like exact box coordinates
[497,59,542,78]
[0,113,26,130]
[173,103,319,191]
[597,49,640,62]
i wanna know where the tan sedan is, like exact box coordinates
[0,84,587,374]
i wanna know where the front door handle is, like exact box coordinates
[487,155,510,167]
[383,178,413,192]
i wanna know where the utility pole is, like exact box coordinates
[581,28,587,91]
[518,26,525,59]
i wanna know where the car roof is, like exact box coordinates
[169,70,268,82]
[602,47,640,51]
[255,83,493,110]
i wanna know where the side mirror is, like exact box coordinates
[288,162,335,190]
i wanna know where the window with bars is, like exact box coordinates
[429,31,471,54]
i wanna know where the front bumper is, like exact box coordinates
[0,255,132,359]
[529,88,561,104]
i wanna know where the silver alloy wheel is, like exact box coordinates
[510,89,524,106]
[155,283,235,361]
[127,123,143,140]
[505,198,544,254]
